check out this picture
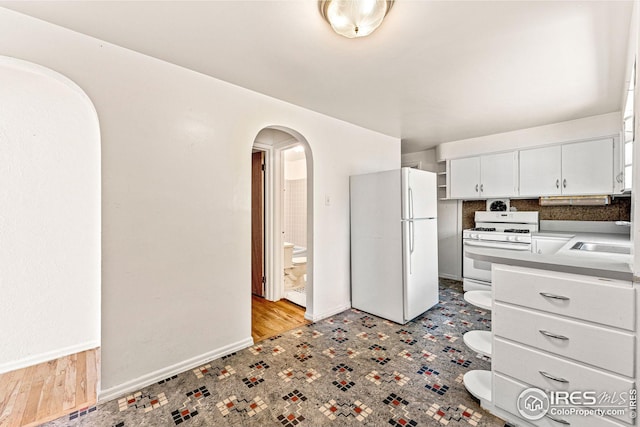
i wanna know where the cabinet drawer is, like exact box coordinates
[494,264,634,330]
[494,338,635,424]
[493,303,634,377]
[494,373,625,427]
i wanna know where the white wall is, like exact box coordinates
[0,57,100,372]
[284,152,307,181]
[436,112,621,161]
[0,8,399,399]
[401,149,462,280]
[401,149,439,172]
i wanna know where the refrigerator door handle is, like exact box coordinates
[409,187,414,219]
[409,221,414,274]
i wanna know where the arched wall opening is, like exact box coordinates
[0,55,101,373]
[252,126,315,324]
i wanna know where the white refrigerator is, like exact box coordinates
[350,168,439,324]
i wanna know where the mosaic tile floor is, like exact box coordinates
[44,281,506,426]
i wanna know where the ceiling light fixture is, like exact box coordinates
[319,0,394,39]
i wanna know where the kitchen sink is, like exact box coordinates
[570,242,631,255]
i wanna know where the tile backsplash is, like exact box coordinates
[462,197,631,230]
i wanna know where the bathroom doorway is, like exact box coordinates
[281,145,307,307]
[250,127,313,342]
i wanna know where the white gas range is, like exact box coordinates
[463,211,539,291]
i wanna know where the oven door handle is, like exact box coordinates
[464,240,531,251]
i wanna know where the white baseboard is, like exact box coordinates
[304,302,351,322]
[98,337,253,403]
[439,274,462,281]
[0,340,100,374]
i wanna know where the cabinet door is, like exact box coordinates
[519,145,562,196]
[479,152,518,197]
[561,138,613,195]
[449,157,480,199]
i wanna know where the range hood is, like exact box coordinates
[539,195,611,206]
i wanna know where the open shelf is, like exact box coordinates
[463,330,492,357]
[463,370,492,403]
[463,290,492,310]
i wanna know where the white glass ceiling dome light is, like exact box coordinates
[319,0,394,38]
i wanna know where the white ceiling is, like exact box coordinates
[1,1,633,153]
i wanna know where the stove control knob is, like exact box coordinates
[507,236,516,242]
[471,233,478,239]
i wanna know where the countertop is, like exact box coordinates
[465,231,633,281]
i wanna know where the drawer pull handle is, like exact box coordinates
[539,370,569,383]
[546,414,570,425]
[540,292,570,301]
[539,330,569,340]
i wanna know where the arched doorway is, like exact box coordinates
[251,126,313,342]
[0,55,101,422]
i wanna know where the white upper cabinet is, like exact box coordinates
[449,156,480,199]
[519,145,562,197]
[449,152,518,199]
[480,152,519,198]
[519,138,613,197]
[561,138,613,195]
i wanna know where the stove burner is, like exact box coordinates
[504,228,530,233]
[471,227,496,232]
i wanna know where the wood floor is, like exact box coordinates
[0,303,301,426]
[0,348,99,427]
[252,295,310,342]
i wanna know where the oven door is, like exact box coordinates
[463,241,492,283]
[463,239,530,283]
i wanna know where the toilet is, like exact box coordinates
[292,256,306,266]
[283,242,307,289]
[283,242,294,269]
[283,243,307,307]
[291,256,307,286]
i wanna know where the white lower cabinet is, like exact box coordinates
[494,374,626,427]
[494,303,634,377]
[493,265,634,330]
[490,264,635,427]
[494,339,634,425]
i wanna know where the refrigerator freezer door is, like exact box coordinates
[402,218,439,322]
[401,168,437,220]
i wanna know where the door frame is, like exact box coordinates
[252,143,276,300]
[251,150,266,297]
[273,139,312,303]
[252,139,310,303]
